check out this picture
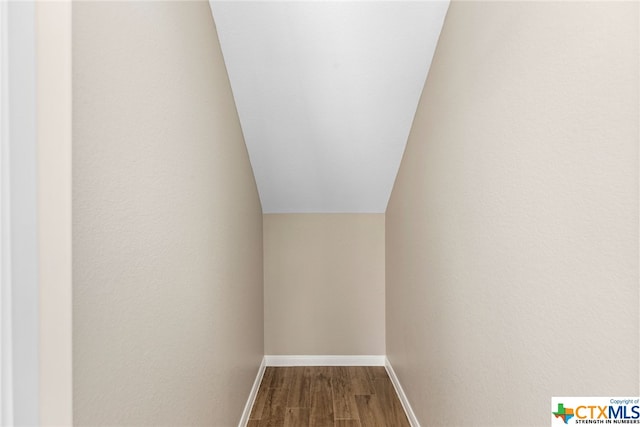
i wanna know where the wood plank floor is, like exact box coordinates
[248,366,410,427]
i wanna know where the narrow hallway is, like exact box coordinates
[14,0,636,426]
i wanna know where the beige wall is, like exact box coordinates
[72,2,263,425]
[36,1,73,425]
[386,2,639,426]
[264,214,385,355]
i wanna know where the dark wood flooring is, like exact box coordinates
[248,366,410,427]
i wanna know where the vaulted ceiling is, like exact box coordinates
[210,1,449,213]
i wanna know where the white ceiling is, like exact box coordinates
[210,1,449,213]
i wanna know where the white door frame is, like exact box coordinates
[0,0,13,421]
[1,1,40,425]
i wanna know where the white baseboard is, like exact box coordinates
[264,355,386,366]
[385,357,421,427]
[238,357,266,427]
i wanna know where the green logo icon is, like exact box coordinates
[553,403,575,424]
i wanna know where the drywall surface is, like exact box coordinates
[264,214,385,355]
[386,2,639,426]
[73,2,263,425]
[36,1,72,424]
